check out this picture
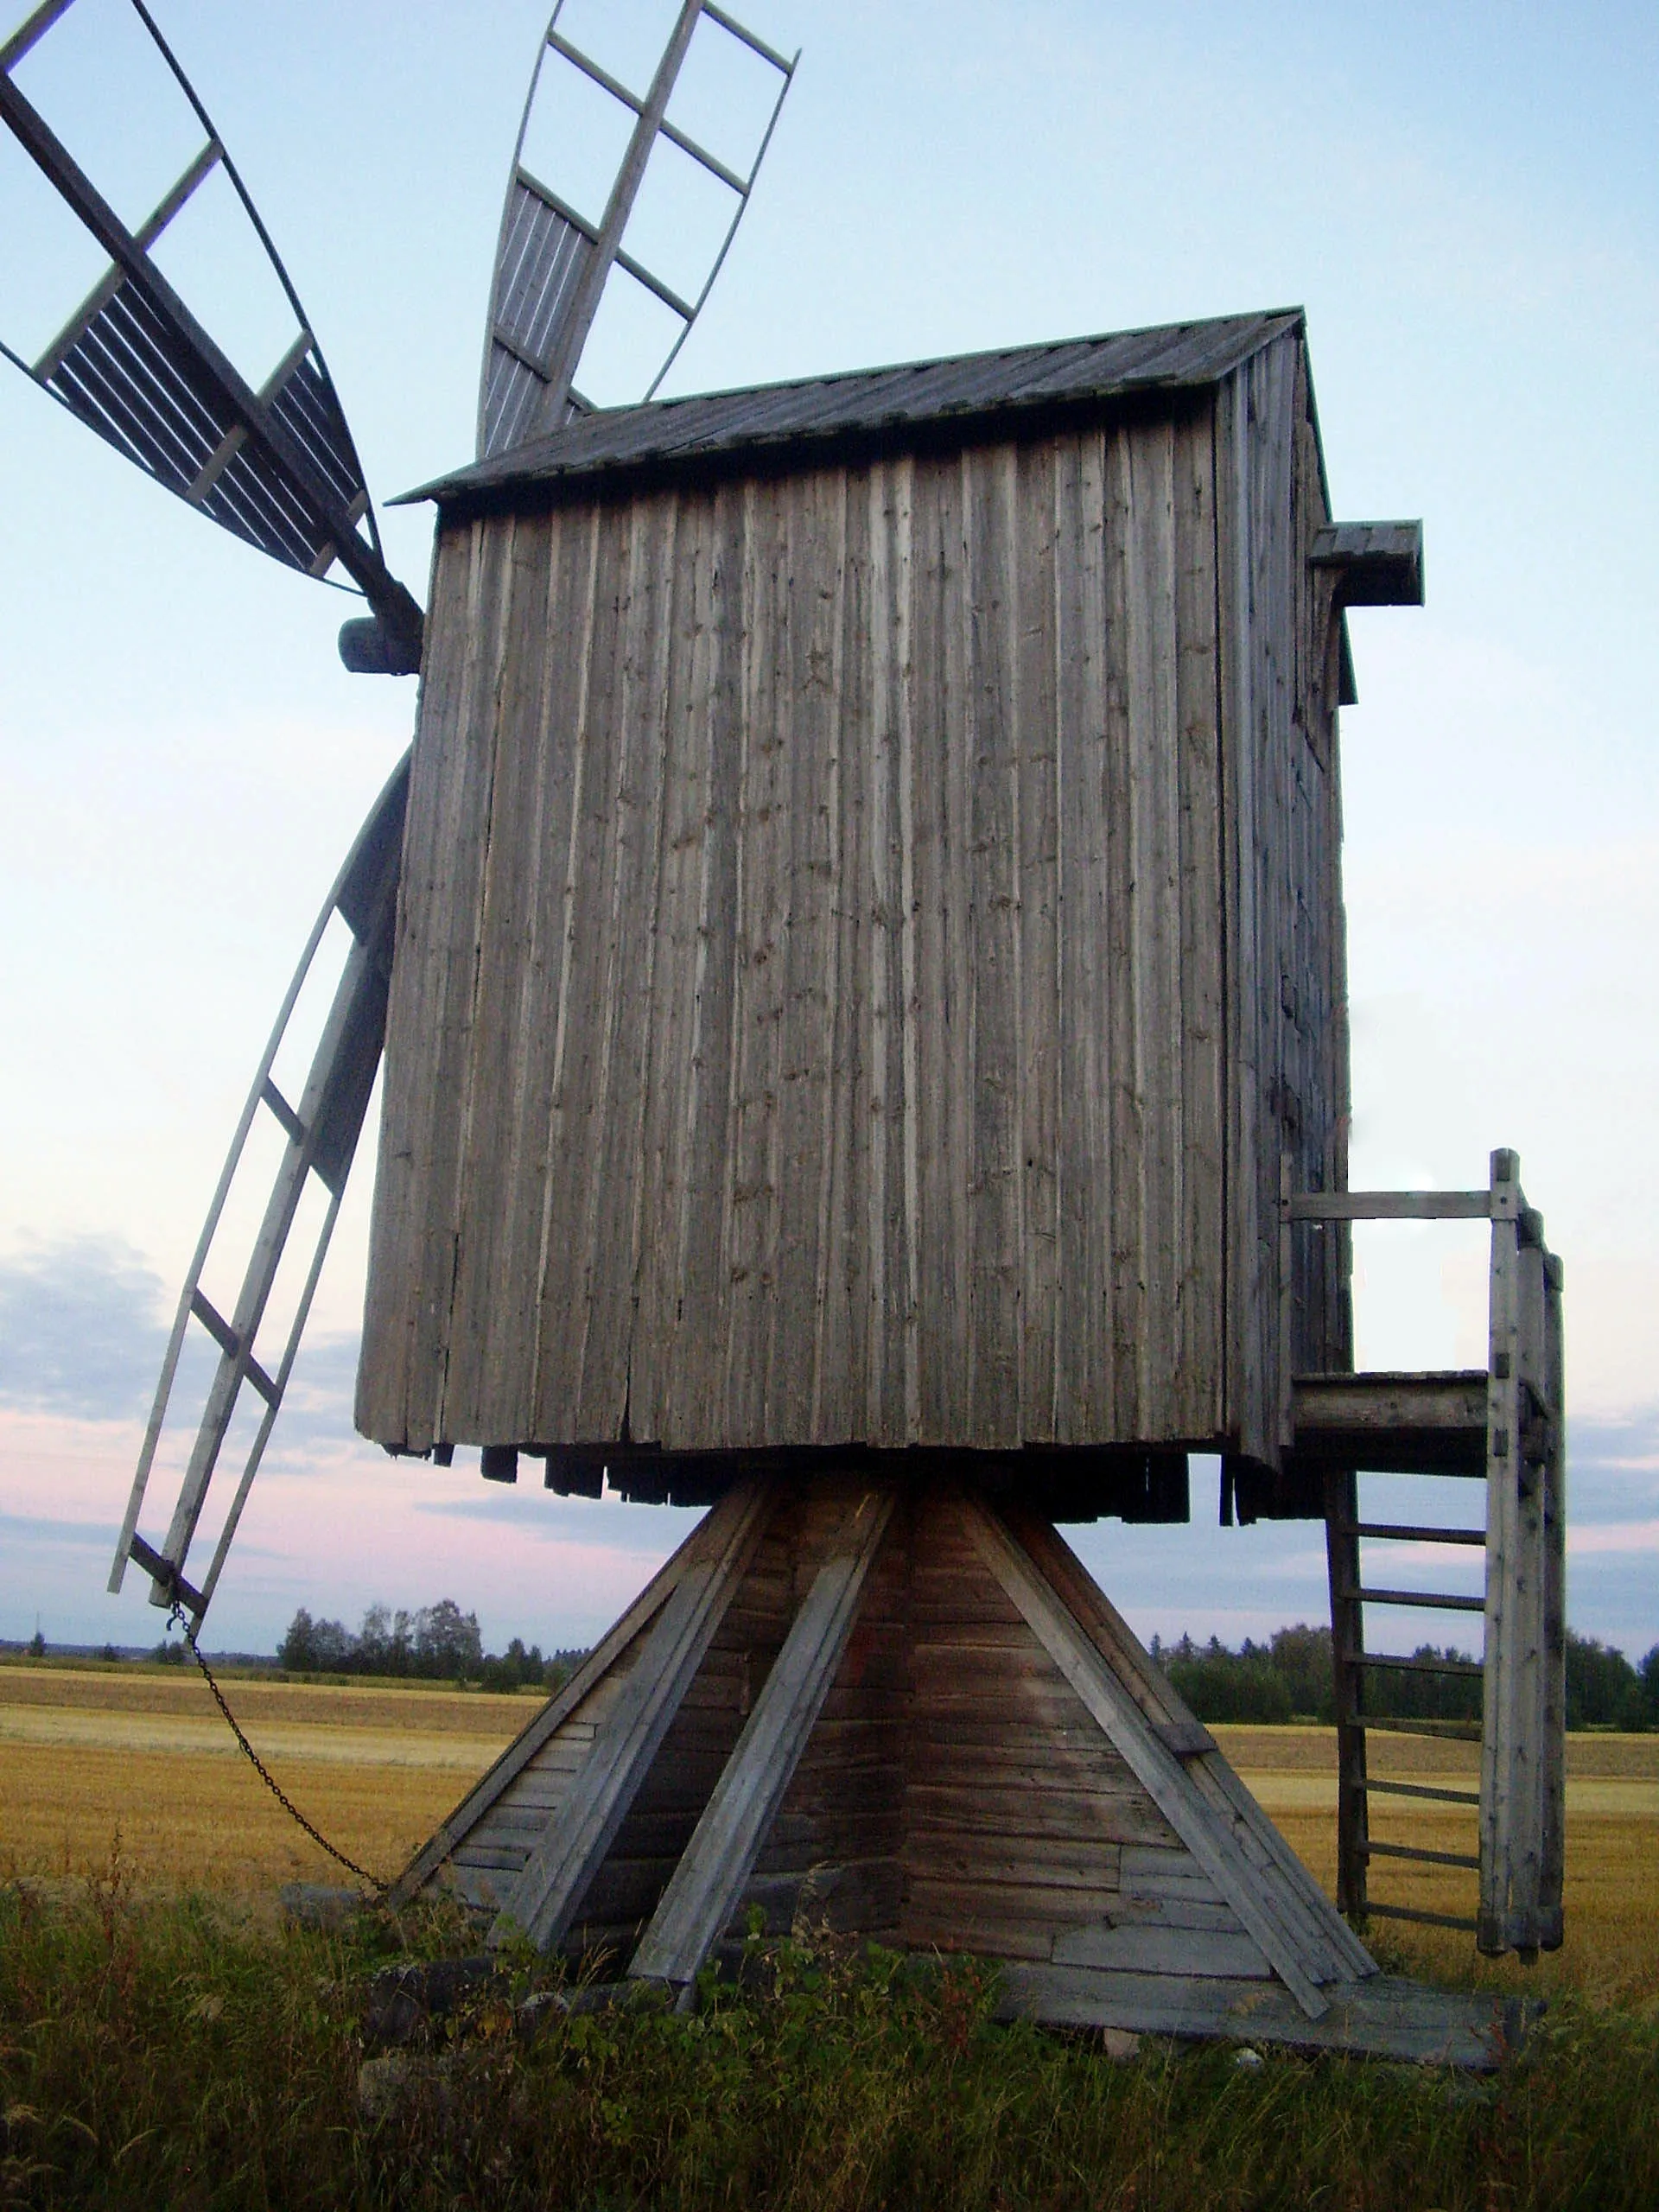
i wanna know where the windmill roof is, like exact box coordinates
[404,307,1304,509]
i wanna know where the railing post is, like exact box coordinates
[1325,1464,1369,1921]
[1479,1147,1522,1954]
[1540,1250,1567,1947]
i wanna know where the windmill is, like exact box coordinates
[5,0,1565,2062]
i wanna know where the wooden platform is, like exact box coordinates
[394,1472,1515,2065]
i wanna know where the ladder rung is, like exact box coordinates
[1342,1522,1485,1547]
[127,1532,205,1617]
[1363,1716,1483,1742]
[1357,1586,1486,1614]
[1363,1840,1481,1872]
[1353,1650,1483,1679]
[1360,1777,1481,1808]
[243,1355,280,1408]
[261,1076,306,1146]
[190,1288,278,1406]
[190,1287,238,1357]
[1363,1902,1480,1934]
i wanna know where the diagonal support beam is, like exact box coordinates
[629,1486,897,1991]
[491,1476,771,1952]
[1007,1506,1374,1986]
[962,1495,1332,2021]
[388,1499,730,1906]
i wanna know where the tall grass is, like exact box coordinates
[2,1853,1656,2211]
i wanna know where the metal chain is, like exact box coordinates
[170,1605,388,1896]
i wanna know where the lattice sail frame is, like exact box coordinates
[0,0,422,660]
[479,0,797,460]
[109,758,410,1625]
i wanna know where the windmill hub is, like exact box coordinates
[338,614,423,678]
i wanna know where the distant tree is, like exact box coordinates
[1267,1624,1335,1722]
[278,1607,356,1674]
[99,1643,121,1664]
[1565,1632,1643,1730]
[1163,1635,1293,1724]
[26,1630,45,1659]
[1638,1646,1659,1731]
[414,1599,482,1681]
[278,1608,317,1671]
[356,1604,414,1678]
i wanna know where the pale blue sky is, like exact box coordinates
[1,0,1655,1656]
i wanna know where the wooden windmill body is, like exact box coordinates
[362,310,1344,1481]
[361,314,1559,2062]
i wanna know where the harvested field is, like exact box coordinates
[0,1667,525,1891]
[1,1669,1654,2000]
[1212,1722,1659,2007]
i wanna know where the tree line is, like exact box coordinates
[276,1601,583,1693]
[1151,1624,1659,1731]
[267,1599,1659,1730]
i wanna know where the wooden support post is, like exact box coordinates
[1479,1147,1522,1955]
[491,1477,769,1952]
[629,1486,896,1991]
[391,1513,715,1906]
[1539,1250,1567,1948]
[1325,1463,1369,1921]
[1279,1151,1296,1453]
[1508,1227,1549,1953]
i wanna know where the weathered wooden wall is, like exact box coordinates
[1216,334,1349,1459]
[359,327,1346,1471]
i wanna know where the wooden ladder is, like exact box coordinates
[1286,1150,1566,1957]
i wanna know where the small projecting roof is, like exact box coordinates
[406,306,1303,509]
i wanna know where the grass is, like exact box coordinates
[2,1669,1656,2206]
[1,1866,1656,2212]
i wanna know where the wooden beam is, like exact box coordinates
[1287,1191,1486,1221]
[962,1496,1332,2019]
[387,1500,733,1905]
[629,1487,897,1989]
[1004,1509,1374,1984]
[1306,521,1423,607]
[490,1476,770,1951]
[997,1965,1514,2069]
[1290,1370,1487,1475]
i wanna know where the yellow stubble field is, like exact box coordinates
[2,1666,1655,2003]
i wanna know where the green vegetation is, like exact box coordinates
[2,1864,1656,2211]
[1153,1625,1659,1730]
[276,1604,582,1693]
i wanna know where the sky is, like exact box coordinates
[1,0,1656,1662]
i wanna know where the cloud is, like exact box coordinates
[0,1510,112,1550]
[0,1237,170,1420]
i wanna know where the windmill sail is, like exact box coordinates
[0,0,422,665]
[16,0,803,1629]
[109,758,410,1624]
[480,0,796,459]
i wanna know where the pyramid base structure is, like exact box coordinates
[393,1472,1514,2067]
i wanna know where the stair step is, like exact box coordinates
[1363,1840,1480,1872]
[1360,1778,1480,1808]
[1356,1586,1485,1614]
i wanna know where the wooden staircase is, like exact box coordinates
[1284,1148,1567,1957]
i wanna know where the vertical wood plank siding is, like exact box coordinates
[359,335,1344,1461]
